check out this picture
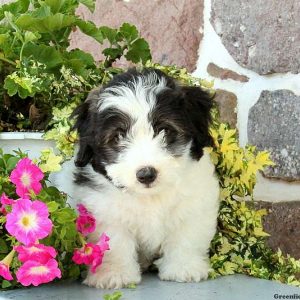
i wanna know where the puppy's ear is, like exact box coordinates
[181,86,214,160]
[72,89,100,167]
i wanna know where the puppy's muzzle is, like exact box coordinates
[136,167,158,185]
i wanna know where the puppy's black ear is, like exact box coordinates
[72,89,100,167]
[181,86,214,160]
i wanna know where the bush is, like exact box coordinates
[0,0,151,131]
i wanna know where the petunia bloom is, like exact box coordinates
[76,215,96,236]
[0,263,13,281]
[97,233,110,252]
[0,193,15,215]
[77,204,88,215]
[91,233,110,273]
[76,204,96,236]
[14,244,57,264]
[72,233,110,273]
[0,193,14,206]
[5,199,53,246]
[16,259,61,286]
[72,243,100,265]
[0,250,15,281]
[10,158,44,198]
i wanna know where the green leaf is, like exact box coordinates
[119,23,138,43]
[47,201,59,213]
[0,238,8,254]
[63,50,96,78]
[54,208,76,224]
[125,38,151,64]
[68,264,80,279]
[0,33,10,45]
[32,4,52,18]
[16,13,76,33]
[3,77,18,97]
[102,47,123,61]
[1,280,12,289]
[64,223,77,239]
[4,75,32,99]
[76,19,104,44]
[44,0,66,14]
[68,49,95,67]
[78,0,95,12]
[6,156,19,172]
[103,291,123,300]
[60,225,66,239]
[0,0,30,21]
[99,26,118,44]
[23,44,63,69]
[24,31,40,43]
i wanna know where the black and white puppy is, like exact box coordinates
[71,68,220,289]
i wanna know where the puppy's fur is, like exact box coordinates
[70,68,220,288]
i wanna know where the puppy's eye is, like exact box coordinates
[160,127,174,136]
[158,126,179,144]
[110,130,125,144]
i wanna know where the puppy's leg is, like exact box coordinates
[83,227,141,289]
[156,218,216,283]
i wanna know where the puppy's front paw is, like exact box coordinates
[83,265,141,289]
[158,258,210,283]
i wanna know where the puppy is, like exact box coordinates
[71,68,220,289]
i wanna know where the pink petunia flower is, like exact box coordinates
[0,193,14,206]
[76,204,96,236]
[16,259,61,286]
[76,215,96,236]
[72,233,110,273]
[72,243,100,265]
[0,263,13,281]
[91,233,110,273]
[77,204,89,215]
[97,233,110,252]
[10,158,44,198]
[5,199,53,246]
[0,193,15,215]
[0,250,15,281]
[14,244,57,264]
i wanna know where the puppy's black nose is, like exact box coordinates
[136,167,157,184]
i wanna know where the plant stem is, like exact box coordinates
[19,43,25,64]
[0,56,16,66]
[79,234,86,247]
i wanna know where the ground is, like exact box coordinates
[2,273,299,300]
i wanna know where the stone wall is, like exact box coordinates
[72,0,300,259]
[194,0,300,202]
[72,0,300,202]
[1,0,299,260]
[1,0,299,202]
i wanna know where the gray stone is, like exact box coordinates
[255,201,300,259]
[2,274,300,300]
[71,0,204,71]
[210,0,300,74]
[214,89,237,128]
[248,90,300,181]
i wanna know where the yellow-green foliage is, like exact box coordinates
[45,62,300,286]
[208,116,300,285]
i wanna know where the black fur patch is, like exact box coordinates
[150,75,214,160]
[73,170,103,191]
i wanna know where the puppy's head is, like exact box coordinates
[73,68,213,194]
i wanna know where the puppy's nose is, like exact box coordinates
[136,167,157,184]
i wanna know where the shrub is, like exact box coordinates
[0,0,151,131]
